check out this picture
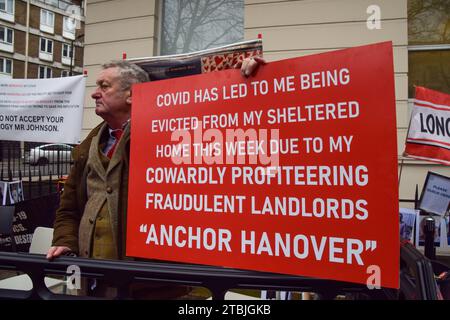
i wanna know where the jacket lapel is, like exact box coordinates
[107,124,130,174]
[88,122,108,179]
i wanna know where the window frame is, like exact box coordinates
[39,37,53,61]
[40,8,55,34]
[63,16,76,40]
[0,25,13,53]
[407,0,450,99]
[62,43,73,58]
[0,0,14,22]
[0,0,14,14]
[407,46,450,101]
[38,65,52,79]
[61,42,74,66]
[0,57,12,77]
[159,0,244,55]
[0,25,13,43]
[408,44,450,52]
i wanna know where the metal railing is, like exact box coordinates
[0,252,396,300]
[0,141,72,199]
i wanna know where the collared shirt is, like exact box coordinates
[103,119,130,155]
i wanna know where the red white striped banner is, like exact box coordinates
[404,86,450,165]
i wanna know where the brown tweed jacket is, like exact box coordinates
[51,122,192,299]
[52,121,130,258]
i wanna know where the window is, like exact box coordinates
[0,57,12,77]
[160,0,244,55]
[0,0,14,22]
[39,37,53,61]
[40,38,53,54]
[61,70,69,77]
[0,0,13,13]
[39,65,52,79]
[40,9,55,34]
[408,0,450,97]
[62,43,73,58]
[0,26,12,43]
[0,26,13,52]
[63,16,76,40]
[62,43,74,65]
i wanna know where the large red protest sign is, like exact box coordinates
[127,41,399,288]
[404,86,450,165]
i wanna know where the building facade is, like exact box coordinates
[0,0,85,80]
[82,0,449,202]
[83,0,450,206]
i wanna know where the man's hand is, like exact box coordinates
[238,56,267,78]
[46,246,72,260]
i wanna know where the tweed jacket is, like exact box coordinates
[52,121,130,258]
[52,122,192,299]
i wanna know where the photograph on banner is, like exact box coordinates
[0,75,85,144]
[126,41,399,288]
[417,215,443,247]
[0,181,7,206]
[399,208,418,242]
[404,86,450,165]
[131,39,262,81]
[418,172,450,216]
[7,181,24,204]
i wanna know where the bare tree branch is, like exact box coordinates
[162,0,243,54]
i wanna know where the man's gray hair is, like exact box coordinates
[101,60,149,91]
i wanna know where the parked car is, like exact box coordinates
[27,143,74,165]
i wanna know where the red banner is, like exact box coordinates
[127,42,399,288]
[404,86,450,165]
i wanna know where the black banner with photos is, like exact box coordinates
[131,39,263,81]
[0,193,58,252]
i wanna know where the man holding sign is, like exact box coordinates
[46,58,263,298]
[127,42,399,290]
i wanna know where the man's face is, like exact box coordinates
[91,67,131,121]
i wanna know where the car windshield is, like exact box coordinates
[38,144,72,151]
